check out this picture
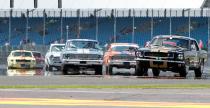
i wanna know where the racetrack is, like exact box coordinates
[0,88,210,108]
[0,57,209,108]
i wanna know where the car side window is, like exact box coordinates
[190,40,199,51]
[105,44,111,52]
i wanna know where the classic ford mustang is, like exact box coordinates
[135,35,207,78]
[61,39,103,75]
[7,50,37,69]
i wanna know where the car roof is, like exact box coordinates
[50,44,65,46]
[11,50,32,53]
[66,39,98,42]
[31,51,41,53]
[110,43,139,47]
[154,35,196,41]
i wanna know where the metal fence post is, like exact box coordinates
[132,9,135,43]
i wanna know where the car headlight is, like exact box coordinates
[63,54,70,59]
[50,55,54,60]
[136,51,143,57]
[62,54,66,59]
[178,54,184,60]
[98,55,103,59]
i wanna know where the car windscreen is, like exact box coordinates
[66,41,101,49]
[32,52,41,58]
[51,45,65,52]
[111,46,138,52]
[150,37,190,49]
[13,52,32,57]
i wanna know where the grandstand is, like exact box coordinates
[0,9,209,49]
[0,0,209,64]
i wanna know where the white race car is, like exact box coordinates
[45,44,65,71]
[61,39,103,75]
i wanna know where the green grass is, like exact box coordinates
[0,84,210,89]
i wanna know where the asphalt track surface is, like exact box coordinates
[0,57,209,108]
[0,68,209,108]
[0,88,210,108]
[0,64,209,85]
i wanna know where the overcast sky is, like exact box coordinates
[0,0,205,9]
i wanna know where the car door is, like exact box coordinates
[184,40,199,64]
[190,40,200,62]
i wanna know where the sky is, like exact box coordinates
[0,0,205,9]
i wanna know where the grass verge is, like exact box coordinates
[0,84,210,89]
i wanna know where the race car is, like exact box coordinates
[7,50,37,69]
[103,43,139,75]
[61,39,103,75]
[32,51,45,69]
[135,35,207,78]
[45,44,65,71]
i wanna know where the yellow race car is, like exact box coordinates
[7,50,37,69]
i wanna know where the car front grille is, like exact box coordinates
[144,52,174,60]
[65,54,100,60]
[53,57,61,62]
[16,59,31,62]
[112,55,135,61]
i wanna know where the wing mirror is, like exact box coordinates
[145,41,150,47]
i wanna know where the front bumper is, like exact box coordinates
[8,62,36,69]
[136,58,185,70]
[62,59,103,66]
[35,63,44,68]
[109,60,136,68]
[35,61,45,68]
[49,61,62,67]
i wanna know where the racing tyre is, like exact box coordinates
[45,65,53,71]
[95,66,103,75]
[179,65,188,78]
[45,65,49,71]
[107,66,113,75]
[62,66,68,75]
[194,59,204,78]
[49,65,53,71]
[152,68,160,77]
[62,70,68,75]
[135,61,148,76]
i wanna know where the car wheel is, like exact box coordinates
[135,61,148,76]
[106,66,113,75]
[179,65,188,78]
[152,68,160,77]
[73,67,80,74]
[45,65,49,71]
[56,66,61,71]
[194,59,204,78]
[49,65,53,71]
[95,66,103,75]
[62,66,68,75]
[62,69,68,75]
